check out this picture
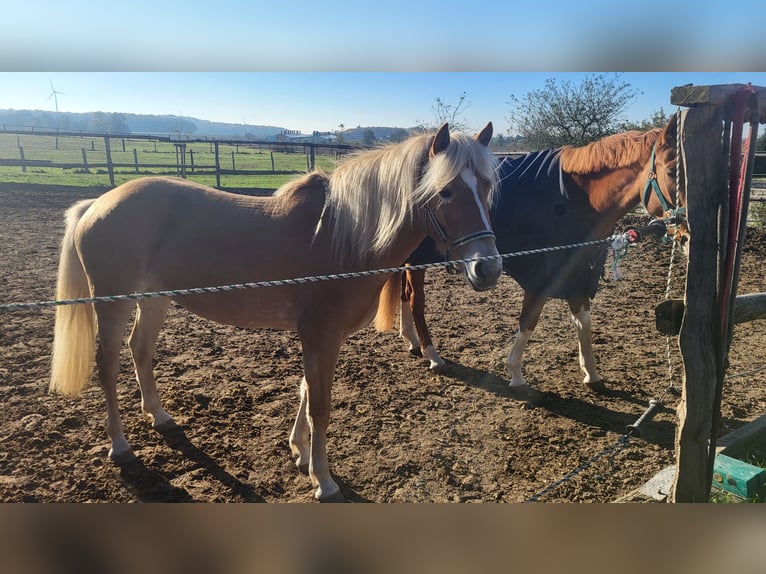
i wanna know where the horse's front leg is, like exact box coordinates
[568,298,601,387]
[288,377,310,474]
[297,329,344,502]
[507,292,545,387]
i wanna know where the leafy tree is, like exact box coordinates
[506,73,641,149]
[388,127,410,143]
[619,107,670,131]
[362,129,377,146]
[107,113,130,134]
[336,123,345,144]
[417,92,472,133]
[88,111,108,132]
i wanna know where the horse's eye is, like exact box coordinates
[438,188,453,200]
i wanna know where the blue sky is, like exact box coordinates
[2,72,765,136]
[1,1,764,135]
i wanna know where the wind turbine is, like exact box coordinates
[47,81,64,112]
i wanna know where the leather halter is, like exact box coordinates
[423,204,495,252]
[641,143,686,224]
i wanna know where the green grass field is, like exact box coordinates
[0,132,341,190]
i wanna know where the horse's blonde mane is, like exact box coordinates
[560,128,662,175]
[323,131,499,265]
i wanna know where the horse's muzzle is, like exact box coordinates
[462,251,502,291]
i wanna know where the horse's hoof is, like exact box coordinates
[109,448,137,465]
[296,461,309,475]
[429,361,448,374]
[586,380,608,394]
[153,419,179,433]
[409,348,423,358]
[316,488,346,503]
[507,383,532,397]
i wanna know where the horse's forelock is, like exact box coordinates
[416,132,500,204]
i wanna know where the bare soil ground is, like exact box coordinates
[1,183,764,503]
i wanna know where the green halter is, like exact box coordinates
[641,143,686,223]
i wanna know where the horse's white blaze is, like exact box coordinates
[460,168,492,232]
[571,307,600,384]
[507,329,531,387]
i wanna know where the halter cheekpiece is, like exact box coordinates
[641,142,686,224]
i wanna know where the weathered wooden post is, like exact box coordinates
[18,146,26,173]
[669,84,766,502]
[214,141,221,188]
[81,148,90,173]
[104,136,114,187]
[671,104,726,502]
[133,149,139,173]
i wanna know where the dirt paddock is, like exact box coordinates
[1,183,764,502]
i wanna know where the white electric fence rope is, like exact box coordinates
[0,235,626,314]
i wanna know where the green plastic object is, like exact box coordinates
[712,453,766,499]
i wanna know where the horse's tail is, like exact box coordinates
[50,199,97,396]
[374,272,402,331]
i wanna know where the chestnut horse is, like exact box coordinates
[49,122,502,501]
[391,115,684,389]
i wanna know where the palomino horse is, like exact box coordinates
[392,115,684,389]
[49,122,502,501]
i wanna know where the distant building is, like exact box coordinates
[263,130,333,144]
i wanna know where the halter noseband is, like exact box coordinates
[423,204,496,252]
[641,142,686,224]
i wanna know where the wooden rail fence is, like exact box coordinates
[0,128,356,187]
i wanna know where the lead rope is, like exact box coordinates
[661,108,685,400]
[662,236,680,399]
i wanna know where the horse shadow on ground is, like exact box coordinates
[118,422,266,502]
[438,360,676,450]
[333,478,375,503]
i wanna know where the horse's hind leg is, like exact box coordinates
[568,297,602,387]
[129,297,174,430]
[94,300,136,462]
[507,291,545,387]
[401,268,445,372]
[399,270,421,354]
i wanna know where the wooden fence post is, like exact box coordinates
[672,104,726,502]
[104,136,115,187]
[214,142,221,188]
[81,148,90,173]
[18,146,26,173]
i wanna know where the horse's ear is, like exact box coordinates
[431,123,450,157]
[475,122,493,147]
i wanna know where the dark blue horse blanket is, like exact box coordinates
[408,149,608,300]
[492,149,608,300]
